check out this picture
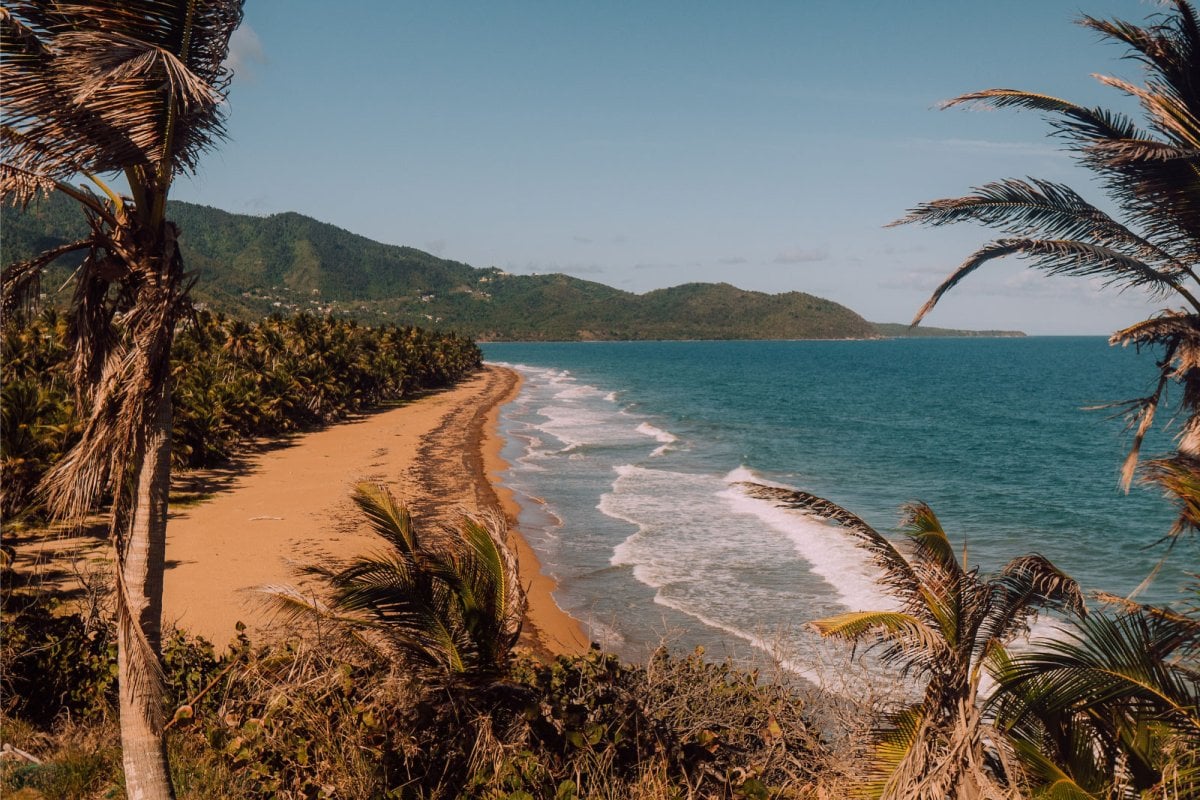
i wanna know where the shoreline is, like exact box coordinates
[474,369,591,657]
[160,364,590,656]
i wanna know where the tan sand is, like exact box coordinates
[161,365,590,656]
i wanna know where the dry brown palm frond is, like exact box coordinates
[116,565,168,728]
[1107,311,1200,493]
[736,483,932,617]
[1091,591,1200,645]
[0,236,94,314]
[913,238,1198,327]
[43,242,189,523]
[1,1,243,206]
[890,178,1192,279]
[1141,454,1200,539]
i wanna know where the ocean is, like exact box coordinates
[480,338,1194,681]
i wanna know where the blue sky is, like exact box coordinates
[174,1,1173,335]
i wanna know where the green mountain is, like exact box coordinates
[3,195,1016,340]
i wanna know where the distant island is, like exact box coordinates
[872,322,1025,338]
[5,195,1023,341]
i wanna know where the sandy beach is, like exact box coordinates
[162,364,589,656]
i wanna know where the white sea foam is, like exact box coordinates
[636,422,677,444]
[583,618,626,650]
[720,469,894,612]
[649,593,828,684]
[606,464,726,585]
[556,384,608,401]
[635,422,678,456]
[599,463,878,689]
[535,404,617,449]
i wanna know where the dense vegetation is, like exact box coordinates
[2,2,1196,799]
[0,598,833,799]
[1,311,481,522]
[6,193,883,341]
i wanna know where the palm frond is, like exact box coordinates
[263,484,526,678]
[1141,455,1200,538]
[351,482,419,555]
[457,512,525,656]
[942,89,1145,147]
[116,566,168,728]
[901,503,961,581]
[900,502,974,651]
[978,555,1085,659]
[866,705,928,800]
[1001,611,1200,734]
[737,483,934,618]
[1,1,243,206]
[812,610,941,647]
[0,236,94,314]
[912,238,1194,327]
[892,178,1188,273]
[1109,311,1200,492]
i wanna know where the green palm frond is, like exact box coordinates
[457,512,525,659]
[987,604,1200,798]
[352,482,419,555]
[863,705,928,800]
[898,503,978,653]
[996,610,1200,737]
[262,483,526,678]
[766,481,1090,798]
[812,610,944,651]
[1009,739,1104,800]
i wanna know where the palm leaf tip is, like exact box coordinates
[735,481,882,538]
[998,554,1086,617]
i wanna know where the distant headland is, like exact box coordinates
[6,194,1023,341]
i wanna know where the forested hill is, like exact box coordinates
[5,195,984,340]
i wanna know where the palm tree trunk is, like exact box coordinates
[118,385,176,800]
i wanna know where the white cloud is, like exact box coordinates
[773,247,829,264]
[224,23,265,81]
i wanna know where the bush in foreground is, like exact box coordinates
[1,597,834,799]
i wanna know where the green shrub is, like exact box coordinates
[0,601,116,726]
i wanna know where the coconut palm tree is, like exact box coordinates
[263,483,526,680]
[892,1,1200,541]
[989,598,1200,799]
[739,483,1085,800]
[1,3,242,796]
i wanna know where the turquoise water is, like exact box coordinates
[480,338,1195,677]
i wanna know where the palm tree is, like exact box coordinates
[263,483,526,680]
[989,598,1200,798]
[739,483,1085,800]
[1,3,242,796]
[892,1,1200,541]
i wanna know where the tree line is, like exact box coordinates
[1,310,481,521]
